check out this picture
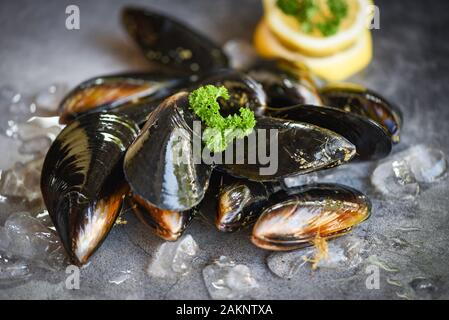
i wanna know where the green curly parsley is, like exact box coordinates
[276,0,348,37]
[188,85,256,153]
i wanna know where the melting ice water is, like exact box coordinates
[146,234,199,279]
[202,256,258,300]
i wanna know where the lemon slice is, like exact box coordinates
[254,20,372,82]
[263,0,373,57]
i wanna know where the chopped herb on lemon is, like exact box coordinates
[276,0,349,37]
[189,85,256,153]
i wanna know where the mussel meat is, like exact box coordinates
[41,113,140,265]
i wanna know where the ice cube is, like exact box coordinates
[4,212,62,269]
[19,136,52,155]
[0,135,33,171]
[404,145,447,183]
[0,251,32,285]
[0,226,11,251]
[16,121,62,142]
[266,250,311,279]
[202,256,258,300]
[34,83,68,115]
[0,86,36,135]
[0,156,44,203]
[146,234,199,279]
[371,159,420,200]
[409,277,439,298]
[267,236,367,278]
[109,270,133,285]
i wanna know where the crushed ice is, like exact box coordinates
[0,211,66,285]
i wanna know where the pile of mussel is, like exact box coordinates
[40,7,402,265]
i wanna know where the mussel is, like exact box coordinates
[219,116,356,181]
[247,65,322,109]
[267,104,392,160]
[127,194,194,241]
[124,92,212,212]
[122,7,229,75]
[251,184,371,251]
[319,83,402,143]
[58,73,185,124]
[216,174,277,232]
[41,113,140,265]
[193,69,267,116]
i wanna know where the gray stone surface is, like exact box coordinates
[1,0,449,299]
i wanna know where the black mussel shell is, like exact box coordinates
[59,72,185,124]
[122,7,229,75]
[218,116,356,182]
[320,84,402,144]
[247,65,322,109]
[217,174,277,232]
[251,183,371,251]
[41,113,140,265]
[127,194,194,241]
[268,104,392,161]
[124,92,212,212]
[193,69,267,116]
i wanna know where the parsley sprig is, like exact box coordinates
[188,85,256,153]
[276,0,349,37]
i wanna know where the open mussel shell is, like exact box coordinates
[320,83,403,144]
[216,174,277,232]
[247,65,322,109]
[268,104,392,161]
[59,73,185,125]
[193,69,267,116]
[124,91,212,212]
[41,113,140,265]
[218,116,356,182]
[251,184,371,251]
[122,7,229,75]
[127,194,194,241]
